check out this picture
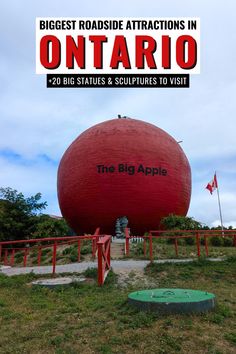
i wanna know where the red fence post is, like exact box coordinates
[94,227,100,236]
[10,249,15,266]
[38,246,42,266]
[125,228,130,256]
[97,236,111,286]
[52,242,57,275]
[4,249,8,265]
[92,238,96,259]
[174,238,178,257]
[107,237,111,269]
[149,233,153,262]
[97,242,103,286]
[234,235,236,247]
[77,239,81,262]
[196,232,201,257]
[204,236,209,256]
[0,244,2,262]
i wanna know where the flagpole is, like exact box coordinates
[215,172,224,236]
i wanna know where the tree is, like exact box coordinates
[32,214,71,239]
[0,187,47,241]
[0,187,47,215]
[161,214,202,230]
[160,214,203,245]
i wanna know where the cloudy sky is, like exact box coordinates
[1,0,235,228]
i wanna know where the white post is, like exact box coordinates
[215,172,224,236]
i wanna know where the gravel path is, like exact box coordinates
[0,258,225,276]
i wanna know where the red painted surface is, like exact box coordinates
[97,235,111,286]
[57,118,192,234]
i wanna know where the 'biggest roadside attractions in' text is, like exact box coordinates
[36,17,200,88]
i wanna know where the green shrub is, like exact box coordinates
[30,249,38,257]
[14,252,23,263]
[62,246,74,255]
[14,251,23,259]
[223,237,233,247]
[210,236,223,247]
[166,237,175,244]
[42,248,52,256]
[84,267,97,279]
[224,332,236,345]
[81,244,92,255]
[185,237,195,245]
[132,243,144,255]
[200,237,206,245]
[176,238,185,246]
[69,254,78,262]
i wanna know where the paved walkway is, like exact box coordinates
[0,258,225,277]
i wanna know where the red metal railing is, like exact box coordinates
[92,227,102,258]
[97,235,111,286]
[0,228,112,286]
[125,228,236,261]
[0,228,100,271]
[125,228,130,256]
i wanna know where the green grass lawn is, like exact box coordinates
[0,258,235,353]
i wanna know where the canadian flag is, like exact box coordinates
[206,173,218,194]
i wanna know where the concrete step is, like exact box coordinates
[111,242,124,259]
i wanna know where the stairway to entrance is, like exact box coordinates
[111,240,124,259]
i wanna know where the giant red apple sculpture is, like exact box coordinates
[57,118,191,234]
